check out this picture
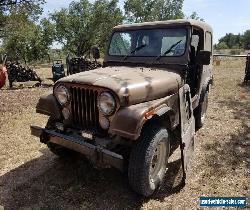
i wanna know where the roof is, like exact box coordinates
[114,19,213,32]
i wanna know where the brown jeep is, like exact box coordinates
[31,19,213,197]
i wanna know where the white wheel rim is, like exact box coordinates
[149,140,167,183]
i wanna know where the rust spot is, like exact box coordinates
[123,94,130,105]
[144,108,155,119]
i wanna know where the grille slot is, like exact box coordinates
[70,87,99,131]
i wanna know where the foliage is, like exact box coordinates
[2,19,55,62]
[242,30,250,50]
[124,0,184,23]
[51,0,123,56]
[1,0,206,62]
[214,42,228,50]
[217,33,242,49]
[0,0,43,7]
[186,12,204,21]
[1,0,54,62]
[216,31,250,50]
[0,0,45,24]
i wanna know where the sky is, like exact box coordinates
[43,0,250,44]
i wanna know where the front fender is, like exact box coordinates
[36,91,62,120]
[110,104,146,140]
[109,94,178,140]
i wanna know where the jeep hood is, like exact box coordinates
[59,66,182,106]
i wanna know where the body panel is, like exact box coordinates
[36,92,62,120]
[58,66,182,106]
[30,125,124,171]
[113,19,212,32]
[110,93,179,140]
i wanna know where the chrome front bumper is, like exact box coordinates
[30,125,124,171]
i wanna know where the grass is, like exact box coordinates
[0,59,249,209]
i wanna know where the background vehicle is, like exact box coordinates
[52,59,65,82]
[0,55,7,89]
[0,65,7,89]
[31,19,213,197]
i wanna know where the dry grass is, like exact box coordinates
[0,60,249,210]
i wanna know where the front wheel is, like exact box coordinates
[128,124,170,197]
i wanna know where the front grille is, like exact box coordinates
[70,86,100,132]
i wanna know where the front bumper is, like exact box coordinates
[30,125,124,171]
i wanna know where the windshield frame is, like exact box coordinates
[107,27,189,58]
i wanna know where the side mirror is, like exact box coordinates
[197,50,211,65]
[91,46,100,60]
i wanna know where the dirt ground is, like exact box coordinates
[0,59,249,210]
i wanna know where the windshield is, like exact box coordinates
[108,28,187,57]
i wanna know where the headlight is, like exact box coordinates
[98,92,116,115]
[54,85,70,105]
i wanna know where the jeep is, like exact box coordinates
[31,19,213,197]
[52,59,65,82]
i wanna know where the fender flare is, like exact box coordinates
[36,91,62,120]
[110,103,177,140]
[154,105,177,129]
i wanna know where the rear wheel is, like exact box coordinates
[128,124,170,197]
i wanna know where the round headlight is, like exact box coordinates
[54,85,70,105]
[98,92,116,115]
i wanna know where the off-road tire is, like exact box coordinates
[128,124,170,197]
[45,118,75,158]
[195,90,209,129]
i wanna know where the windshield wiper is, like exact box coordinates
[123,44,146,60]
[154,40,182,62]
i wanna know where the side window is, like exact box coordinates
[205,32,212,52]
[191,35,199,51]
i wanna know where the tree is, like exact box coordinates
[0,0,41,7]
[1,0,54,62]
[124,0,184,23]
[51,0,123,56]
[242,30,250,49]
[2,19,54,62]
[215,42,228,50]
[91,0,123,51]
[218,33,242,49]
[0,0,45,39]
[186,12,204,21]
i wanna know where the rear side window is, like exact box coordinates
[205,32,212,52]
